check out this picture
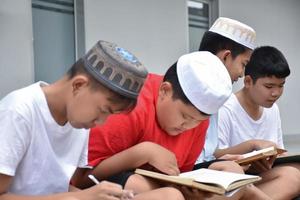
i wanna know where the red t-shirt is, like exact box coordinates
[88,73,209,172]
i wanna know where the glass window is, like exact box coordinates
[32,0,84,83]
[188,0,216,52]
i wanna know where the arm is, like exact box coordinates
[73,142,179,189]
[0,173,130,200]
[215,139,278,158]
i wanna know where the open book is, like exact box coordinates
[236,146,286,165]
[135,168,261,195]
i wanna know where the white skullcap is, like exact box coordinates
[177,51,232,114]
[209,17,256,50]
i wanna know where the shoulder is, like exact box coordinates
[0,82,46,123]
[219,94,239,116]
[134,73,162,112]
[1,83,37,109]
[140,73,163,98]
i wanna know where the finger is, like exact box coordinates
[268,155,276,165]
[260,158,272,170]
[167,165,180,176]
[251,161,263,172]
[100,187,124,198]
[241,164,251,171]
[100,180,123,189]
[98,194,120,200]
[254,160,268,171]
[181,186,191,194]
[121,190,135,199]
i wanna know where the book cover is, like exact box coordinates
[135,168,261,195]
[236,146,286,165]
[274,154,300,165]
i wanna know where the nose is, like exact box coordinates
[271,88,282,98]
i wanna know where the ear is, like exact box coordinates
[158,81,173,100]
[71,75,89,94]
[244,75,253,88]
[217,50,232,64]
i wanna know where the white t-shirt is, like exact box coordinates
[195,114,218,163]
[0,82,89,195]
[218,94,284,149]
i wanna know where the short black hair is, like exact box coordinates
[163,62,209,116]
[199,31,249,58]
[67,58,137,111]
[245,46,290,83]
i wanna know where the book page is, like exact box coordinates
[179,168,259,189]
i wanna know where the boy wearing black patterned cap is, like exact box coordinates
[0,40,148,200]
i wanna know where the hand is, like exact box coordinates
[247,155,276,174]
[219,154,244,161]
[144,142,180,176]
[180,186,212,200]
[76,181,134,200]
[120,190,135,200]
[218,154,251,171]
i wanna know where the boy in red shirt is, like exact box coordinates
[73,52,267,199]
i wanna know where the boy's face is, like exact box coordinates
[220,49,252,83]
[156,82,209,136]
[246,75,286,108]
[66,76,128,129]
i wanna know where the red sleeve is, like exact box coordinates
[88,109,144,167]
[180,119,209,172]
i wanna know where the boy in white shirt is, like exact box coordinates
[217,46,300,199]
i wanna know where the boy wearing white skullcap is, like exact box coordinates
[74,52,239,199]
[196,17,257,164]
[0,40,148,199]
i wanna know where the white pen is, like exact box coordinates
[88,174,100,185]
[88,174,135,199]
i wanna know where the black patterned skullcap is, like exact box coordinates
[83,40,148,99]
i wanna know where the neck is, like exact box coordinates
[41,77,69,125]
[235,89,263,121]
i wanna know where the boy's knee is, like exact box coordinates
[209,160,244,174]
[161,187,185,200]
[274,166,300,193]
[282,167,300,190]
[125,174,160,193]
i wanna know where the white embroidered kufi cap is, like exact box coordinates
[177,51,232,114]
[209,17,256,50]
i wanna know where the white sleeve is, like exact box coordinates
[0,108,31,176]
[217,106,232,149]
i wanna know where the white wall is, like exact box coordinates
[0,0,34,98]
[1,0,299,140]
[219,0,300,137]
[84,0,189,74]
